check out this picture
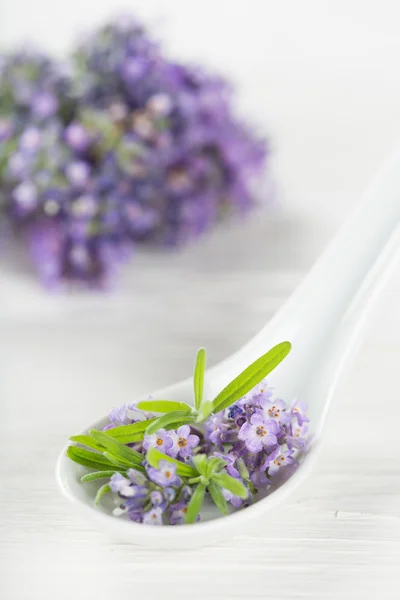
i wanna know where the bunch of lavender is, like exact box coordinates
[0,15,267,288]
[0,49,87,286]
[67,341,312,525]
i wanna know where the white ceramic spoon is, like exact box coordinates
[57,147,400,548]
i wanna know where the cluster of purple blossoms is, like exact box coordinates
[109,462,194,526]
[101,380,310,525]
[200,386,311,506]
[0,16,267,288]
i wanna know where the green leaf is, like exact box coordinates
[206,457,228,478]
[102,451,139,470]
[185,483,206,524]
[69,435,105,452]
[194,348,206,412]
[95,483,111,507]
[89,430,144,467]
[211,342,292,413]
[146,447,198,478]
[196,400,213,422]
[145,411,195,435]
[81,470,119,482]
[136,400,192,414]
[192,454,208,476]
[66,446,118,471]
[104,432,143,445]
[104,419,157,444]
[237,458,250,481]
[209,482,229,515]
[211,473,248,500]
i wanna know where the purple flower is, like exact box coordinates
[163,487,177,503]
[259,397,290,424]
[205,413,229,447]
[20,127,42,151]
[0,117,13,141]
[65,161,91,186]
[0,17,267,290]
[169,502,191,525]
[108,403,129,426]
[213,452,240,478]
[31,91,58,119]
[287,422,309,450]
[126,469,147,486]
[291,400,310,426]
[142,507,163,525]
[238,381,273,408]
[222,488,243,509]
[238,413,279,452]
[250,468,271,489]
[143,429,173,454]
[263,448,295,476]
[147,460,181,487]
[227,405,244,421]
[109,472,147,499]
[12,181,38,214]
[64,122,90,151]
[150,490,165,508]
[180,485,193,502]
[169,425,200,459]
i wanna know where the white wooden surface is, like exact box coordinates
[1,1,400,598]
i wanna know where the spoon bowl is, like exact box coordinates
[57,147,400,548]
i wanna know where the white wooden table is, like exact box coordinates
[1,197,399,599]
[1,2,400,598]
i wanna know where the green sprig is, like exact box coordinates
[136,343,291,433]
[193,348,206,412]
[211,341,291,413]
[145,448,247,524]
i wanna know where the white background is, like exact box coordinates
[1,1,400,599]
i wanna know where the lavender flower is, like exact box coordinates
[238,413,280,452]
[147,460,181,487]
[290,400,310,426]
[169,425,200,459]
[169,502,190,525]
[213,452,240,478]
[263,448,295,476]
[68,346,311,527]
[250,468,270,489]
[110,470,148,499]
[259,397,290,424]
[142,507,163,525]
[205,413,230,447]
[0,16,267,289]
[222,488,243,509]
[143,429,173,454]
[108,404,129,426]
[287,422,309,450]
[150,490,165,508]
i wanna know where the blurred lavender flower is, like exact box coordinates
[222,487,244,509]
[263,448,295,476]
[169,502,190,525]
[205,413,230,447]
[142,507,163,525]
[0,16,267,288]
[290,400,310,426]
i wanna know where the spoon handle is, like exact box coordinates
[211,145,400,393]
